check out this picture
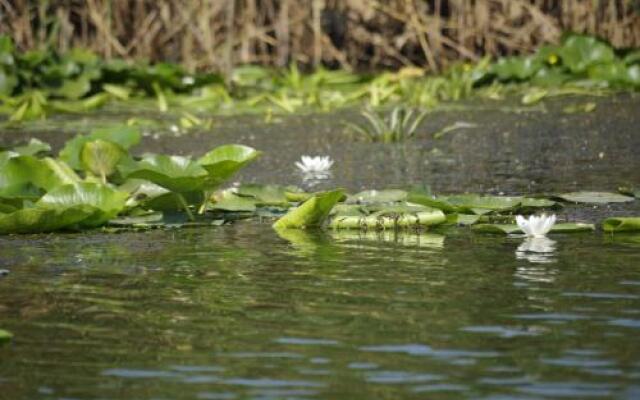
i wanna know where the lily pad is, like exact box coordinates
[273,189,344,230]
[0,205,95,234]
[602,217,640,233]
[197,144,261,188]
[120,154,208,193]
[556,191,635,204]
[60,125,141,170]
[80,139,126,181]
[348,189,407,204]
[37,182,128,227]
[211,193,257,212]
[237,184,293,207]
[472,222,595,235]
[13,138,51,156]
[558,34,616,74]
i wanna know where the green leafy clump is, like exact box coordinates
[0,134,260,233]
[345,106,427,143]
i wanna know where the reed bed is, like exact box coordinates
[2,0,639,72]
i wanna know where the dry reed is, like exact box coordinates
[1,0,639,72]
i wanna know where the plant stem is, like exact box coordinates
[176,193,195,221]
[198,191,211,214]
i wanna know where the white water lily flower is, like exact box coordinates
[516,214,557,238]
[295,155,334,176]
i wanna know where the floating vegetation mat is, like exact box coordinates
[1,130,638,236]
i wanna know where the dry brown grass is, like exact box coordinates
[1,0,639,72]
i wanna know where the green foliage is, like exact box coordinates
[346,106,427,143]
[0,134,259,232]
[273,190,344,230]
[602,217,640,233]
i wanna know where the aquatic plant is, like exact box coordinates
[295,155,334,179]
[516,214,557,238]
[346,106,428,143]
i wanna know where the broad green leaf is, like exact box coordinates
[0,155,52,200]
[37,182,128,227]
[273,189,344,230]
[197,144,261,188]
[13,138,51,156]
[59,125,141,170]
[120,154,208,193]
[80,139,126,181]
[211,193,257,212]
[237,184,293,206]
[472,222,594,235]
[348,189,407,204]
[602,217,640,233]
[0,329,13,343]
[558,34,616,73]
[0,205,95,234]
[446,213,480,226]
[53,74,91,99]
[329,208,445,230]
[557,191,635,204]
[472,224,523,234]
[492,56,541,81]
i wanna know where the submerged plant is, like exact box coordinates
[345,106,427,143]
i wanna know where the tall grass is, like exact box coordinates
[2,0,639,73]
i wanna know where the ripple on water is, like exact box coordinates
[364,371,443,384]
[516,382,616,398]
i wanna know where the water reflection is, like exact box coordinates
[515,237,556,265]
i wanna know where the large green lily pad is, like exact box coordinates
[120,154,208,193]
[60,125,141,170]
[602,217,640,233]
[198,144,261,188]
[473,222,595,235]
[37,182,128,227]
[0,205,95,234]
[557,191,635,204]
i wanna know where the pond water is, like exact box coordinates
[1,94,640,399]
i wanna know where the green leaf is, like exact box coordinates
[556,191,635,204]
[59,125,141,170]
[472,224,523,234]
[273,189,344,230]
[492,56,541,81]
[211,193,257,212]
[0,329,13,343]
[13,138,51,156]
[120,154,208,193]
[348,189,407,204]
[54,74,92,99]
[237,184,293,207]
[197,144,261,188]
[602,217,640,233]
[37,182,128,227]
[472,222,594,235]
[0,155,52,200]
[558,34,616,74]
[80,139,126,182]
[0,205,95,234]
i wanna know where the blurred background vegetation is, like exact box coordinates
[2,0,640,73]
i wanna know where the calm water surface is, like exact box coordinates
[1,94,640,399]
